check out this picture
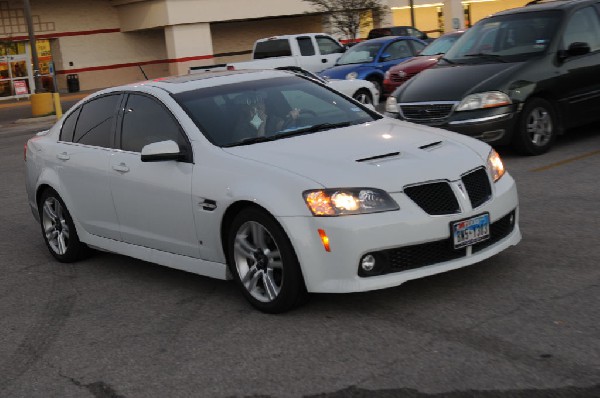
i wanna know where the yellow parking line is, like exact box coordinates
[531,149,600,172]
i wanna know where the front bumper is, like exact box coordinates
[278,172,520,293]
[389,104,520,146]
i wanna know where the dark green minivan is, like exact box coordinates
[386,0,600,155]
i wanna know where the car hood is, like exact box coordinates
[320,63,373,79]
[223,119,487,191]
[397,62,523,102]
[391,55,441,73]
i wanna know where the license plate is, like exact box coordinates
[451,213,490,249]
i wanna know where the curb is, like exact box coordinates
[13,115,57,125]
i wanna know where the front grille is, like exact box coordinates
[387,239,465,272]
[359,209,517,277]
[399,103,455,123]
[473,210,516,253]
[462,167,492,208]
[404,182,460,215]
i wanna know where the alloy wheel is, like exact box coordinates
[526,107,553,147]
[233,221,283,303]
[42,197,70,255]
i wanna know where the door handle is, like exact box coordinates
[112,163,130,173]
[321,58,327,63]
[56,152,70,161]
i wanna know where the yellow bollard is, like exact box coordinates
[30,93,54,117]
[53,93,63,119]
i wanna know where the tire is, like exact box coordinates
[512,98,558,155]
[227,207,307,313]
[353,88,373,105]
[39,188,89,262]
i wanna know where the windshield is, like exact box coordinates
[421,33,462,56]
[336,41,383,65]
[173,76,380,147]
[444,10,561,63]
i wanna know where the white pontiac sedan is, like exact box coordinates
[25,70,520,313]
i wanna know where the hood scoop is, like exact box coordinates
[419,141,443,151]
[356,151,401,163]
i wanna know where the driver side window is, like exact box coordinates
[563,7,600,51]
[120,94,190,160]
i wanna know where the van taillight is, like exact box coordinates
[227,65,235,71]
[24,142,28,161]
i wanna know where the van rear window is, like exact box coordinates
[254,40,292,59]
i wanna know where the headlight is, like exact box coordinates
[346,71,358,80]
[385,96,399,113]
[456,91,511,111]
[487,149,505,182]
[384,70,391,80]
[303,188,399,216]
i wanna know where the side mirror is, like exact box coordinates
[558,42,590,60]
[380,53,392,61]
[141,140,183,162]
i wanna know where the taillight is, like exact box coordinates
[24,141,28,161]
[226,65,235,71]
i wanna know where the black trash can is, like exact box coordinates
[67,74,80,93]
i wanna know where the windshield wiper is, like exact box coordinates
[463,53,508,63]
[223,135,278,147]
[223,122,353,147]
[279,122,352,136]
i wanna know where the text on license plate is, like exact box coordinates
[452,213,490,249]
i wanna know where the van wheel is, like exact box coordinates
[228,207,307,313]
[512,98,557,155]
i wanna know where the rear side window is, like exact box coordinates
[120,94,188,156]
[73,94,121,148]
[254,39,292,59]
[316,36,344,55]
[297,37,315,56]
[60,107,81,142]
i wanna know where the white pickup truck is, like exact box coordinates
[190,33,346,74]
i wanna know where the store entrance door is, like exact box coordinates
[0,47,34,99]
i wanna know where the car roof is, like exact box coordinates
[94,69,295,96]
[362,36,419,44]
[494,0,593,15]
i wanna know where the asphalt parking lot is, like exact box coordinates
[1,102,599,397]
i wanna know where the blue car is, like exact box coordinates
[319,36,428,95]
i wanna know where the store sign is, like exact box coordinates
[14,80,28,95]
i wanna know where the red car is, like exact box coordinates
[383,31,465,96]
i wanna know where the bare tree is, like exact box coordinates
[303,0,388,40]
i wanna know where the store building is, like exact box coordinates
[0,0,528,99]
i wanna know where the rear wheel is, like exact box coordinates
[228,207,307,313]
[39,189,89,262]
[512,98,557,155]
[353,89,373,105]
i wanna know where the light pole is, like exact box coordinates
[409,0,415,27]
[23,0,44,93]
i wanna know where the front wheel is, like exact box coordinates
[228,207,307,313]
[39,188,89,262]
[512,98,558,155]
